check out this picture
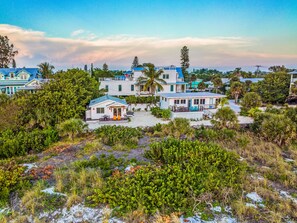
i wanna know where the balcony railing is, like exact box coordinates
[171,104,216,112]
[99,77,134,81]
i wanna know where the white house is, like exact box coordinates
[18,79,50,93]
[158,92,226,119]
[100,66,187,96]
[85,95,128,121]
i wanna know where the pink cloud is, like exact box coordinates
[0,24,296,70]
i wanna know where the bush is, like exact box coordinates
[125,96,160,104]
[151,107,171,119]
[211,107,239,129]
[195,127,236,142]
[240,92,262,115]
[162,118,194,139]
[0,128,59,159]
[90,139,246,215]
[57,118,87,141]
[95,125,143,149]
[0,161,29,207]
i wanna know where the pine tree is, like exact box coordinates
[103,63,108,71]
[131,56,139,69]
[90,63,94,77]
[12,59,16,68]
[180,46,190,81]
[84,64,88,72]
[0,35,18,68]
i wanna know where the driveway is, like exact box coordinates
[227,100,241,113]
[87,111,169,130]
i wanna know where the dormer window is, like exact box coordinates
[20,73,28,80]
[10,73,14,78]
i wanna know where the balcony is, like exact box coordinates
[171,104,216,112]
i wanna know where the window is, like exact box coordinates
[163,74,169,79]
[170,85,174,92]
[174,99,180,104]
[200,99,205,104]
[181,99,186,104]
[210,98,214,104]
[105,85,109,91]
[131,85,134,91]
[157,87,160,92]
[165,98,167,102]
[193,99,199,104]
[96,107,105,114]
[10,73,14,78]
[118,85,122,91]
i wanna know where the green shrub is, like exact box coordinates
[0,128,59,159]
[95,125,143,149]
[0,161,29,207]
[195,127,236,141]
[57,118,87,141]
[72,154,134,178]
[151,107,171,119]
[90,139,246,215]
[125,96,160,104]
[162,118,194,139]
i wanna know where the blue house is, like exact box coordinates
[0,68,42,95]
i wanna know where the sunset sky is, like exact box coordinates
[1,0,297,71]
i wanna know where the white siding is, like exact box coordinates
[88,100,127,120]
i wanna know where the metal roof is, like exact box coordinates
[158,92,226,98]
[89,95,128,107]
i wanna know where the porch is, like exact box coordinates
[171,104,216,112]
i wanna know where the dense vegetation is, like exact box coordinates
[90,139,246,215]
[95,125,143,149]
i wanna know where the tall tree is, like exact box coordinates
[12,59,16,68]
[37,62,55,79]
[268,65,290,73]
[84,64,88,72]
[230,81,244,104]
[180,46,190,81]
[91,63,94,77]
[0,35,18,68]
[136,63,166,95]
[255,72,290,104]
[103,63,108,71]
[131,56,139,69]
[212,76,223,93]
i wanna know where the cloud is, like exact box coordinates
[0,24,296,70]
[71,29,85,37]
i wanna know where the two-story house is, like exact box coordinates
[0,68,43,95]
[99,66,187,96]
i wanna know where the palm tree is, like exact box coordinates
[230,81,244,104]
[212,77,222,93]
[37,62,55,79]
[136,63,167,95]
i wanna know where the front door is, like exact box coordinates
[113,107,122,120]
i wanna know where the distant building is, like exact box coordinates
[99,66,187,96]
[0,68,43,95]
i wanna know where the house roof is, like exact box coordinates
[89,95,128,107]
[175,67,184,79]
[158,92,226,99]
[0,68,40,81]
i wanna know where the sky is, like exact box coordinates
[0,0,297,71]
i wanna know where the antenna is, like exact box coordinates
[255,65,262,73]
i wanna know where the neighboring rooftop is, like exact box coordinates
[0,68,41,81]
[158,92,226,98]
[89,95,127,107]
